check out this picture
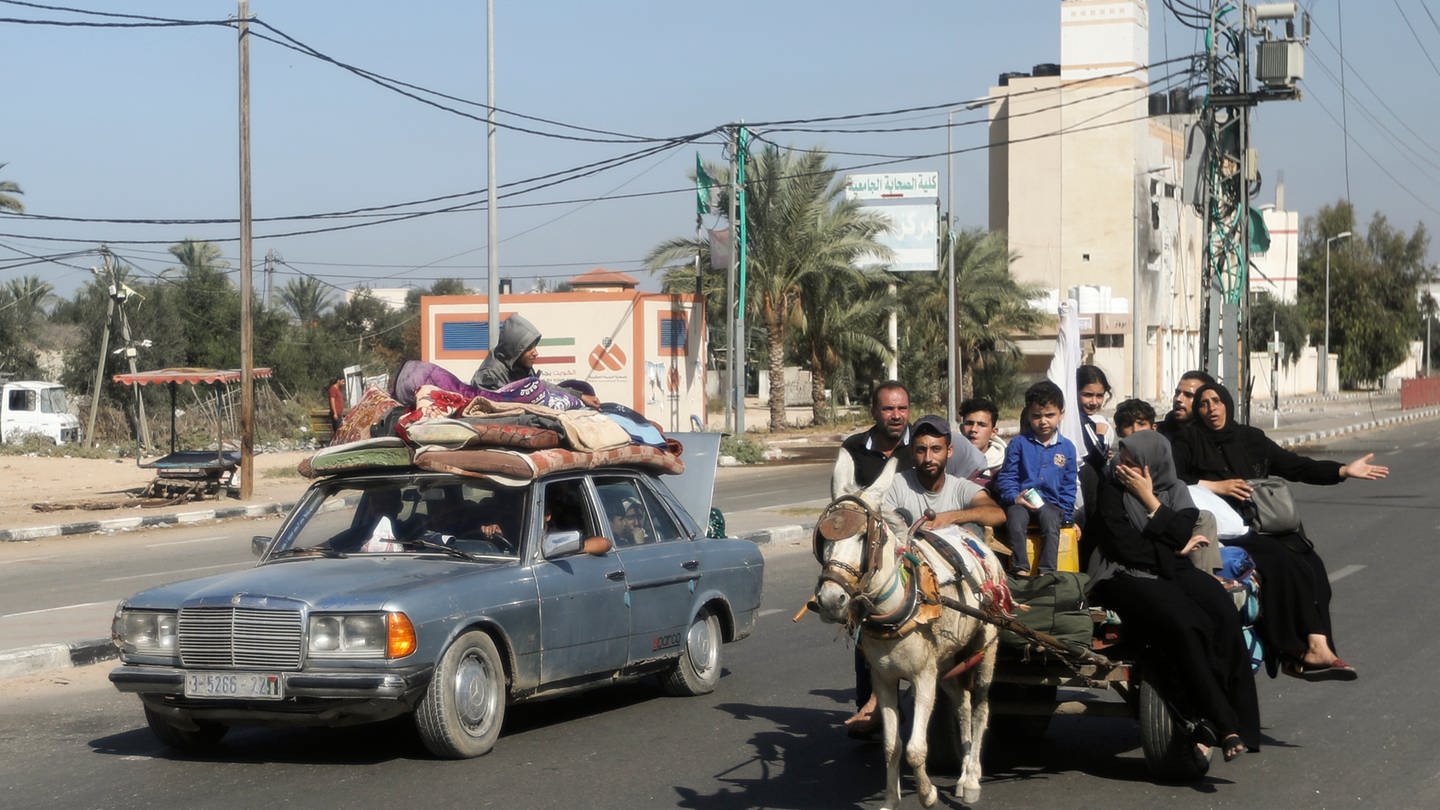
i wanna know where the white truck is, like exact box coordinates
[1,381,81,445]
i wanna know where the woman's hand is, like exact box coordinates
[1203,478,1254,499]
[1115,463,1155,500]
[1341,453,1389,480]
[1177,534,1211,557]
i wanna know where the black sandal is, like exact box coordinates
[1222,733,1245,762]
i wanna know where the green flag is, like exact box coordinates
[695,153,717,215]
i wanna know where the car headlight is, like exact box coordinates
[308,612,414,659]
[113,608,178,657]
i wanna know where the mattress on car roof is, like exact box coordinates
[413,443,685,482]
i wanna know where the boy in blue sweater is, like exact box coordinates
[997,380,1078,575]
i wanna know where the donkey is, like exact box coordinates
[811,458,1007,809]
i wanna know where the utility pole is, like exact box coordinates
[1192,0,1307,424]
[724,126,737,435]
[107,248,152,451]
[237,0,255,498]
[945,107,960,423]
[486,0,500,352]
[735,124,749,434]
[262,249,277,309]
[84,257,118,447]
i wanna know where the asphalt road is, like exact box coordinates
[3,424,1439,808]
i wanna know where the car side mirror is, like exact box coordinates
[251,535,272,558]
[541,529,584,558]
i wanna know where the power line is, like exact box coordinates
[1392,0,1440,78]
[0,1,695,146]
[744,54,1195,130]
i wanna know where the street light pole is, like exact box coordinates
[1321,231,1351,395]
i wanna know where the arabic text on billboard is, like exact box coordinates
[844,173,939,272]
[844,172,939,201]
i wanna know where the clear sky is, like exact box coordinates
[0,1,1431,300]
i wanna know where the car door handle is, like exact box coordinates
[682,560,700,570]
[606,570,626,581]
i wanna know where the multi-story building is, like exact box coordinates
[988,0,1205,400]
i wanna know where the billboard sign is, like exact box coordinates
[845,172,939,272]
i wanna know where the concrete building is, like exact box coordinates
[1250,184,1301,304]
[988,0,1205,400]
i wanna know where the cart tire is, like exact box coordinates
[1138,675,1211,781]
[144,706,227,752]
[415,630,507,758]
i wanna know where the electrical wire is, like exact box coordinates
[1392,0,1440,78]
[0,1,691,145]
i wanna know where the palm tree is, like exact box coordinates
[949,230,1047,400]
[279,276,334,326]
[0,163,23,213]
[4,275,54,324]
[169,239,228,275]
[648,145,891,430]
[898,229,1046,406]
[791,267,893,424]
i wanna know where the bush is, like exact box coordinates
[720,434,766,464]
[0,434,118,459]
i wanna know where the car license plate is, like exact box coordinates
[183,671,283,700]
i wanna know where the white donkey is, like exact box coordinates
[810,458,1007,809]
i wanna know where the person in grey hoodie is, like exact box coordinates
[470,313,542,390]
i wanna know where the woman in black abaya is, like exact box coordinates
[1171,382,1388,681]
[1089,430,1260,761]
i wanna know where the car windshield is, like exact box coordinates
[274,476,529,559]
[39,387,67,414]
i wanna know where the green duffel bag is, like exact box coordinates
[998,571,1093,651]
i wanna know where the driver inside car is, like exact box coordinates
[358,488,406,553]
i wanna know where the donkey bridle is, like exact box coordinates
[812,493,923,631]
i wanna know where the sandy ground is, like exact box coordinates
[0,449,316,533]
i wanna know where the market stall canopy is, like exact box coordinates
[112,367,272,386]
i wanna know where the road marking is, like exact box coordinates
[0,555,55,564]
[2,600,113,619]
[1329,564,1365,583]
[103,561,249,583]
[759,608,784,618]
[145,535,228,548]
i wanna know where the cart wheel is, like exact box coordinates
[1138,675,1211,781]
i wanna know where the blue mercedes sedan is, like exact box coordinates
[109,447,763,758]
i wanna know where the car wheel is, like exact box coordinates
[661,609,722,696]
[144,706,227,752]
[415,630,506,758]
[1138,675,1212,781]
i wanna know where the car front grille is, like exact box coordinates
[178,607,304,670]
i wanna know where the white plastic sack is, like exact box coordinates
[1189,485,1247,539]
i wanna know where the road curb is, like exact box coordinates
[0,500,299,543]
[1274,406,1440,448]
[0,638,116,681]
[739,524,811,546]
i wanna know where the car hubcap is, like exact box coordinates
[454,650,496,733]
[687,616,717,674]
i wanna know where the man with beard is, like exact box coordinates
[831,382,986,497]
[885,415,1007,537]
[1157,369,1215,438]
